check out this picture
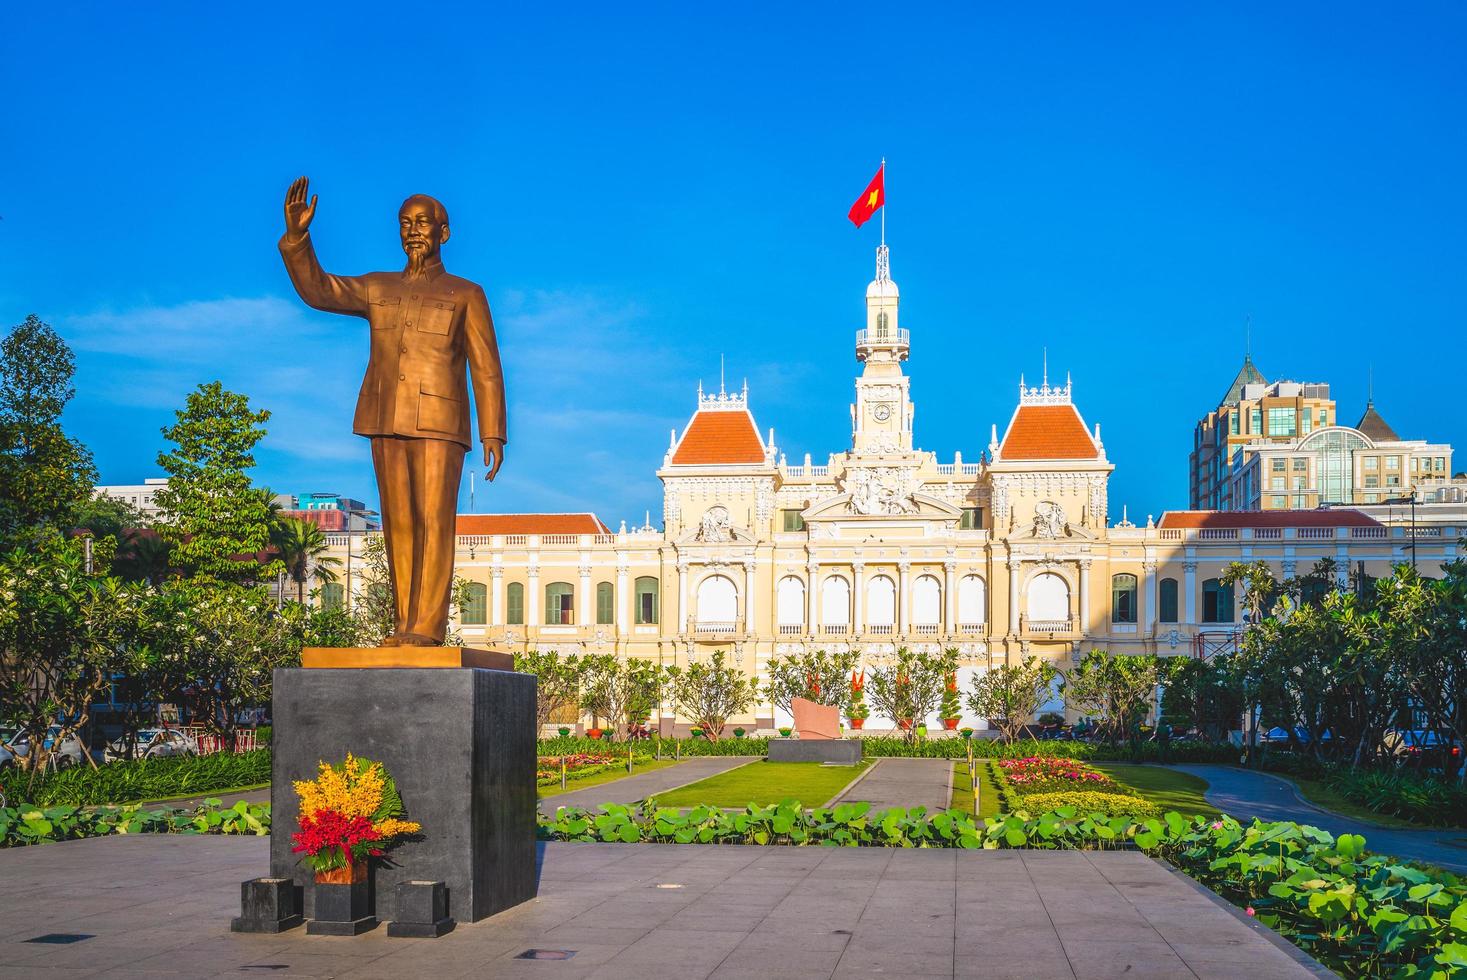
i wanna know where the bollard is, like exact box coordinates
[561,757,567,791]
[970,762,980,818]
[627,745,633,774]
[675,740,680,761]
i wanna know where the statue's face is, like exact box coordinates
[399,200,448,261]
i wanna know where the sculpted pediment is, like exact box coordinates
[676,505,757,545]
[803,491,963,522]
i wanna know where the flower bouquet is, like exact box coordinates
[940,673,962,730]
[291,755,420,883]
[848,671,869,730]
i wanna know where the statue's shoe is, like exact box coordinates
[381,634,404,647]
[394,632,438,647]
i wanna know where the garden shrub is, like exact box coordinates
[0,749,271,807]
[1,798,271,846]
[1322,767,1467,828]
[1016,791,1158,819]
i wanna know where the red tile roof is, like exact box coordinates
[1158,510,1382,529]
[999,405,1099,460]
[455,513,610,535]
[670,410,766,465]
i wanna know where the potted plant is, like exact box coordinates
[557,726,571,738]
[897,718,914,732]
[689,727,703,740]
[291,754,419,886]
[848,670,869,730]
[733,727,746,739]
[940,673,962,730]
[959,727,974,740]
[587,727,603,741]
[778,726,793,738]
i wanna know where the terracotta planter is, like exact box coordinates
[849,718,865,730]
[314,858,366,886]
[897,719,914,731]
[943,718,960,731]
[587,728,603,740]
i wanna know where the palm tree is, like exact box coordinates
[116,530,174,586]
[272,517,342,603]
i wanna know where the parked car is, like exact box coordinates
[104,728,198,763]
[1383,729,1462,768]
[5,726,90,769]
[1259,726,1333,746]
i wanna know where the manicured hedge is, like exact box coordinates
[539,802,1467,977]
[1016,790,1158,819]
[0,749,271,807]
[1,799,271,846]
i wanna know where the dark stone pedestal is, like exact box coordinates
[269,666,537,925]
[387,880,455,938]
[767,738,863,764]
[230,877,302,933]
[307,880,376,935]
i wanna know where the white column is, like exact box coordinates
[1144,560,1158,636]
[806,560,819,632]
[677,559,689,633]
[898,560,911,635]
[943,559,957,634]
[491,565,504,626]
[1077,559,1091,633]
[577,559,592,626]
[743,558,757,632]
[1008,557,1021,634]
[852,561,865,634]
[527,560,540,628]
[616,560,629,635]
[1183,560,1197,625]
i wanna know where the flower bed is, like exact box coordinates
[997,756,1120,795]
[0,749,272,807]
[537,753,639,787]
[1016,790,1158,819]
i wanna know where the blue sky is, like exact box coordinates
[3,3,1464,525]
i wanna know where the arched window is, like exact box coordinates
[912,575,941,625]
[1026,572,1069,623]
[1202,578,1234,623]
[506,582,525,625]
[321,582,344,611]
[958,575,987,626]
[1111,574,1137,624]
[1159,578,1179,623]
[821,575,850,626]
[596,582,614,625]
[545,582,574,624]
[461,582,487,624]
[696,574,738,625]
[876,310,889,338]
[866,575,896,626]
[634,576,659,624]
[776,576,805,625]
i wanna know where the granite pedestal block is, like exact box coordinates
[387,880,455,938]
[230,877,302,933]
[767,738,862,764]
[269,665,537,924]
[307,879,376,936]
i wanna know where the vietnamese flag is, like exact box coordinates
[847,164,885,228]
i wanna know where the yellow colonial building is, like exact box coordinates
[321,246,1463,732]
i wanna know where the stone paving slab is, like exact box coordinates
[0,833,1324,978]
[538,756,754,812]
[833,756,953,810]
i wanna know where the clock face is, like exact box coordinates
[872,403,892,422]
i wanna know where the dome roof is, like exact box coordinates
[866,277,899,299]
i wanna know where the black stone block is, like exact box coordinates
[767,738,862,764]
[313,880,370,923]
[230,877,302,933]
[387,882,455,939]
[270,666,537,923]
[306,915,377,936]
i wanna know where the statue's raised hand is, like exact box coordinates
[283,176,318,242]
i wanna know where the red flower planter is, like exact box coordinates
[942,718,960,731]
[849,718,865,730]
[314,859,366,886]
[587,728,603,740]
[897,719,914,731]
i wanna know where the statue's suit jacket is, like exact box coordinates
[279,234,506,451]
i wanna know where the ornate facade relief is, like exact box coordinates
[695,505,734,542]
[1032,500,1068,538]
[839,465,921,516]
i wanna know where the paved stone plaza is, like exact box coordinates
[0,834,1327,979]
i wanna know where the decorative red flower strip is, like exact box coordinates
[291,810,384,868]
[998,757,1116,793]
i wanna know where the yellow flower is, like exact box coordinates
[293,754,385,819]
[373,818,421,838]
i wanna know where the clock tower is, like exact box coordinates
[850,244,913,457]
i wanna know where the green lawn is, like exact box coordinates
[948,759,1003,818]
[650,760,869,809]
[537,758,679,799]
[1092,763,1222,819]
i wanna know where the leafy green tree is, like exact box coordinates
[272,516,342,603]
[867,647,958,740]
[1061,649,1168,754]
[667,649,757,741]
[1161,655,1242,741]
[153,382,281,584]
[578,654,665,741]
[764,648,858,714]
[0,315,97,545]
[515,649,584,732]
[114,531,175,586]
[966,655,1059,742]
[0,535,144,772]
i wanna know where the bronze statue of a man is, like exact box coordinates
[279,176,506,647]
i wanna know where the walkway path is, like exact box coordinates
[0,833,1323,978]
[833,757,953,811]
[539,756,754,812]
[1169,764,1467,872]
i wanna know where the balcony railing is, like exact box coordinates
[1022,616,1075,634]
[777,624,804,635]
[867,624,894,636]
[692,620,740,636]
[913,623,940,636]
[956,623,989,636]
[821,624,850,636]
[855,327,910,347]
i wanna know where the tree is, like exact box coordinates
[153,381,281,584]
[272,517,341,603]
[966,656,1059,742]
[578,655,665,741]
[0,315,97,546]
[515,649,583,732]
[866,647,958,740]
[114,531,175,586]
[764,649,858,714]
[0,535,143,772]
[667,649,757,741]
[1161,655,1242,741]
[1061,650,1168,754]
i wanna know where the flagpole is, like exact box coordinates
[880,156,886,247]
